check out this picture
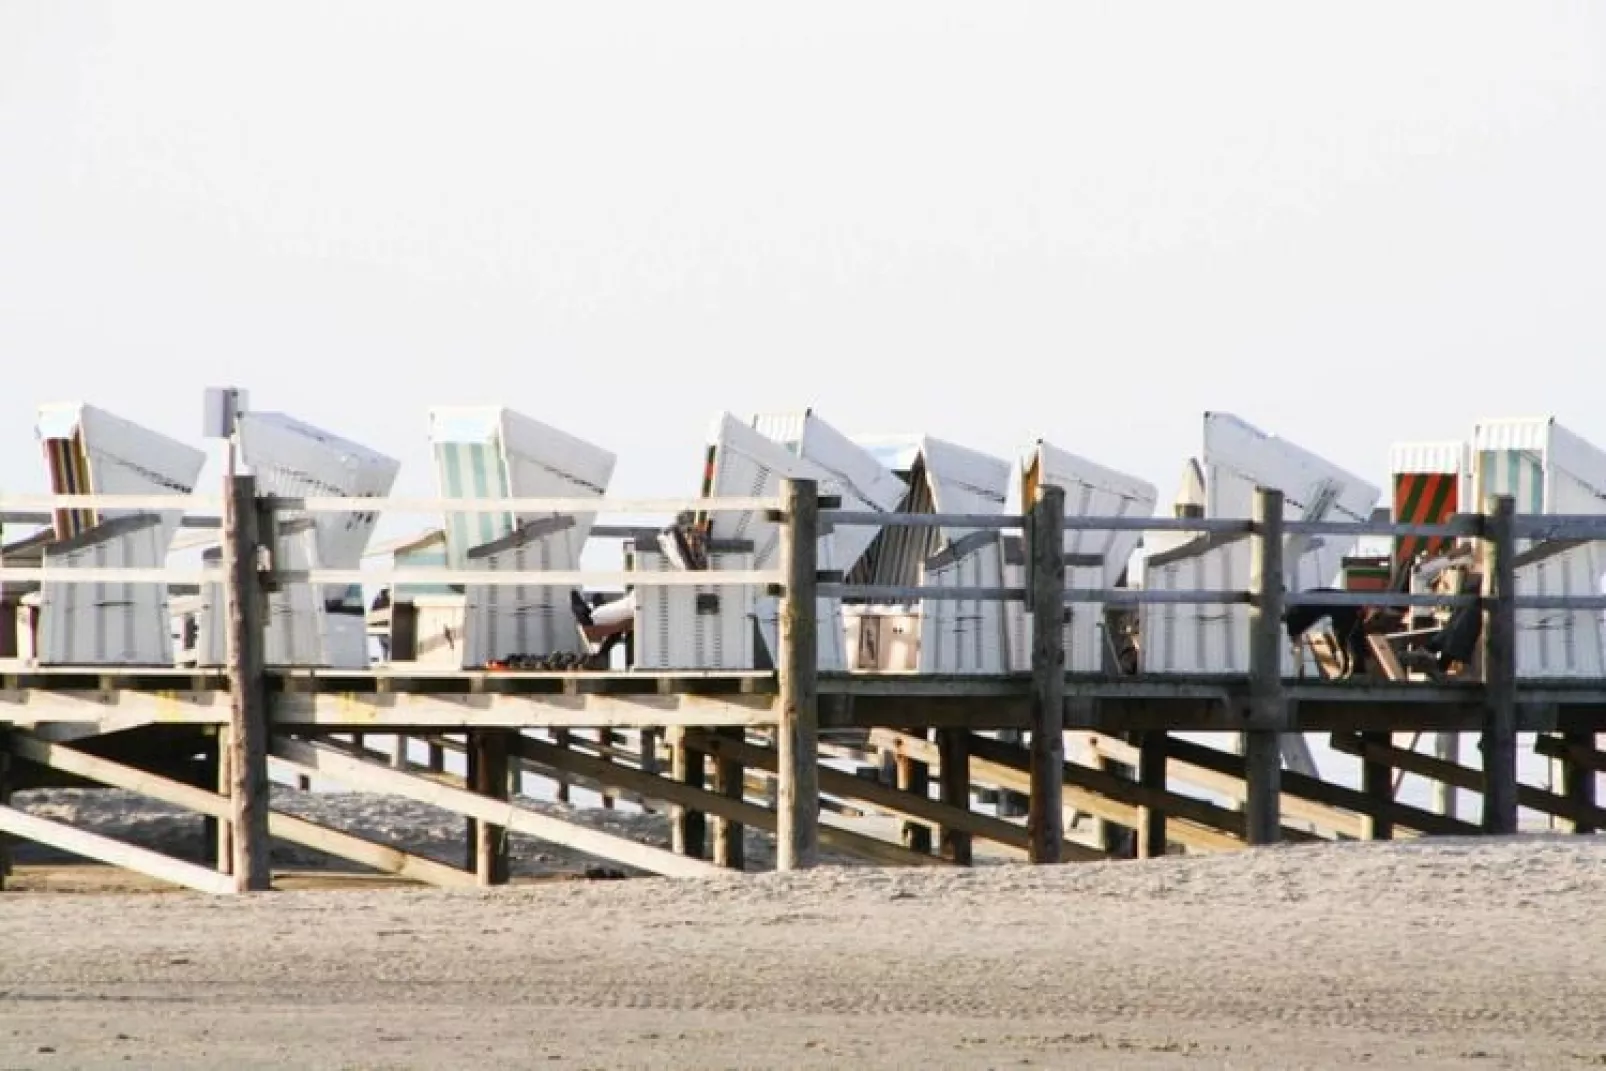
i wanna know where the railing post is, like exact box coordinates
[776,477,819,871]
[1244,487,1285,846]
[1480,494,1518,835]
[1028,484,1066,864]
[224,473,271,891]
[0,730,12,890]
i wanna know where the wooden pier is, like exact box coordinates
[2,480,1603,894]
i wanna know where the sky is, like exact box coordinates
[2,2,1605,531]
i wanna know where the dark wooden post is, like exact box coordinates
[896,746,932,854]
[1244,487,1285,847]
[208,728,231,871]
[1359,730,1395,840]
[1480,494,1518,835]
[1136,730,1168,859]
[467,730,511,885]
[224,474,271,891]
[1028,484,1066,864]
[777,477,820,871]
[640,728,661,777]
[595,729,617,810]
[670,728,707,859]
[1432,733,1458,818]
[0,732,12,889]
[552,728,572,804]
[1560,730,1598,834]
[937,728,973,865]
[711,727,746,869]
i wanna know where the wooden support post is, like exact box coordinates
[1136,730,1168,859]
[390,734,408,770]
[224,474,271,891]
[198,731,217,868]
[640,728,661,777]
[1244,487,1285,847]
[711,727,746,870]
[466,730,511,885]
[552,728,573,804]
[1433,733,1458,818]
[937,728,973,865]
[1359,730,1394,840]
[1093,730,1136,857]
[209,729,230,871]
[1480,494,1518,836]
[0,731,12,889]
[1028,483,1066,864]
[896,745,933,854]
[595,729,617,809]
[994,730,1029,817]
[670,728,707,859]
[777,476,820,871]
[1560,730,1597,834]
[427,740,446,776]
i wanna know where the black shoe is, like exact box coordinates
[570,589,595,627]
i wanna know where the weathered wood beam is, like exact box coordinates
[270,737,720,879]
[513,735,944,869]
[10,733,476,888]
[0,805,234,895]
[684,729,1034,857]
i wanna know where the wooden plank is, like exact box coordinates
[1160,735,1478,838]
[1533,732,1606,774]
[968,731,1321,848]
[513,735,947,869]
[1359,730,1393,840]
[1082,732,1364,841]
[271,692,779,728]
[270,737,721,879]
[270,567,783,588]
[1028,484,1066,863]
[268,494,785,514]
[467,731,511,885]
[0,733,11,888]
[1244,487,1285,847]
[777,477,820,871]
[936,728,973,864]
[8,732,474,887]
[1480,494,1518,834]
[0,492,786,515]
[7,686,1603,735]
[0,805,235,895]
[1330,733,1606,829]
[895,743,932,854]
[870,730,1178,858]
[1558,730,1598,835]
[214,726,233,875]
[684,730,1032,855]
[669,728,706,860]
[0,690,230,726]
[1432,733,1459,817]
[710,726,746,870]
[225,475,271,891]
[1136,732,1169,858]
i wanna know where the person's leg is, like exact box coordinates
[574,590,636,643]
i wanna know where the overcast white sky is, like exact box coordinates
[2,2,1603,518]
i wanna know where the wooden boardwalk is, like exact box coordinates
[2,479,1603,894]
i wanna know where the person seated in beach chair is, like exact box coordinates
[569,512,709,657]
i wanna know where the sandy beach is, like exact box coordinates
[4,802,1606,1070]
